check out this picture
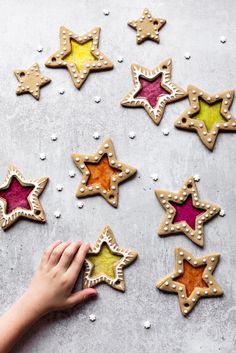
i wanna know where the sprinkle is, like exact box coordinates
[144,321,151,329]
[151,173,158,181]
[77,201,84,209]
[39,153,46,160]
[184,52,191,60]
[58,88,65,95]
[94,96,101,103]
[51,133,58,141]
[117,56,124,63]
[162,128,169,136]
[68,170,76,177]
[89,314,96,322]
[103,9,110,16]
[37,45,43,52]
[193,174,200,182]
[54,210,61,218]
[93,131,100,139]
[128,131,136,139]
[219,209,225,217]
[56,184,63,191]
[220,36,226,43]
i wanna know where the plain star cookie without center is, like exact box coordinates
[128,8,166,45]
[175,85,236,150]
[14,63,51,100]
[121,58,187,125]
[72,138,136,207]
[83,225,138,292]
[45,26,113,89]
[155,177,220,247]
[157,248,223,316]
[0,165,48,230]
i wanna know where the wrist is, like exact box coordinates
[18,291,48,320]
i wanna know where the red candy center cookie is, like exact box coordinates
[86,155,119,191]
[170,196,205,229]
[135,75,170,107]
[176,260,208,297]
[0,177,34,214]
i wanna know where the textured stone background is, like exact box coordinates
[0,0,235,352]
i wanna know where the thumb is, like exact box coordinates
[66,288,97,307]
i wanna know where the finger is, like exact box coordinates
[58,241,82,270]
[66,288,97,307]
[40,240,62,266]
[66,242,90,278]
[48,241,71,266]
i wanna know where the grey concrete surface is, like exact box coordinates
[0,0,235,352]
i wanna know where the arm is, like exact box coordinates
[0,240,97,353]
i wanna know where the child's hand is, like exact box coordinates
[23,240,97,317]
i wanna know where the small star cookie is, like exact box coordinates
[128,8,166,45]
[155,176,220,247]
[14,63,51,100]
[71,138,137,207]
[83,225,138,291]
[157,248,223,316]
[45,26,113,89]
[121,58,187,125]
[175,85,236,150]
[0,165,48,230]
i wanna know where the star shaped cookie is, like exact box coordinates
[175,85,236,150]
[157,248,223,316]
[155,176,220,247]
[0,165,48,230]
[71,138,137,207]
[121,58,187,125]
[14,63,51,100]
[128,8,166,45]
[83,225,138,291]
[45,26,113,89]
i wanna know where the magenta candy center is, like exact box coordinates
[0,177,34,214]
[135,75,170,107]
[170,196,205,229]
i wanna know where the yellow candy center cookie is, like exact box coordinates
[195,99,225,132]
[63,39,97,72]
[87,244,123,279]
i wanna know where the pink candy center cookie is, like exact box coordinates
[135,74,170,107]
[0,177,34,214]
[170,196,205,229]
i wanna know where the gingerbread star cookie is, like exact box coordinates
[155,176,220,247]
[14,63,51,100]
[0,165,48,230]
[72,138,136,207]
[45,26,113,89]
[157,248,223,316]
[121,58,187,125]
[83,225,138,292]
[175,85,236,150]
[128,8,166,45]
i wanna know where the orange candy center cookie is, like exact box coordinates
[86,155,119,191]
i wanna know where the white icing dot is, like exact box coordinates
[51,133,58,141]
[56,184,63,191]
[219,209,225,217]
[193,174,200,182]
[162,128,169,136]
[54,210,61,218]
[58,88,65,95]
[89,314,96,322]
[37,45,43,52]
[117,56,124,63]
[220,36,227,43]
[144,321,151,329]
[93,131,100,139]
[184,52,191,60]
[151,173,158,182]
[39,153,46,160]
[77,201,84,209]
[103,9,110,15]
[68,170,76,177]
[128,131,136,139]
[94,96,101,103]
